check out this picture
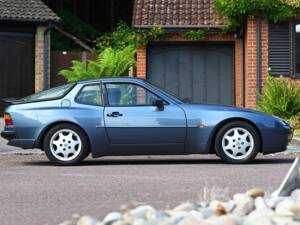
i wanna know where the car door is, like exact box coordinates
[103,81,187,155]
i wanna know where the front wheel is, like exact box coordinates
[214,121,260,164]
[43,124,90,166]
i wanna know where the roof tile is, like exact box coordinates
[0,0,59,23]
[133,0,227,28]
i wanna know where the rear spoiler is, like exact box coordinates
[1,97,24,106]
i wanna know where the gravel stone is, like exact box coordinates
[103,212,123,225]
[246,188,265,198]
[233,194,254,216]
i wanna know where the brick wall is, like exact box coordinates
[136,19,300,109]
[35,25,50,92]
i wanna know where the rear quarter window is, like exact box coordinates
[76,84,102,106]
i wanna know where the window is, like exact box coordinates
[76,85,102,106]
[105,83,162,106]
[22,83,74,102]
[295,22,300,75]
[268,22,291,75]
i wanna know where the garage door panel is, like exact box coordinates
[0,33,34,113]
[178,48,192,101]
[147,43,235,105]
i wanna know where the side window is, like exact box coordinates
[76,85,102,106]
[105,83,162,106]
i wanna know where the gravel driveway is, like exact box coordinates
[0,154,297,225]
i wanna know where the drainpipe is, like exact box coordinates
[240,38,245,107]
[256,16,261,105]
[43,23,52,90]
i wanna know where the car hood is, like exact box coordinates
[179,103,270,116]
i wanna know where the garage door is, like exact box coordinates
[0,32,34,113]
[147,43,235,105]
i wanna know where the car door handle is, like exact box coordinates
[106,112,123,117]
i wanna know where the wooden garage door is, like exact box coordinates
[147,43,235,105]
[0,32,34,113]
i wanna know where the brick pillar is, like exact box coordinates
[136,46,146,79]
[244,17,257,109]
[35,25,50,92]
[260,18,269,88]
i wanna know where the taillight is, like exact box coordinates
[4,113,13,126]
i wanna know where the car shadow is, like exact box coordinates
[22,156,295,167]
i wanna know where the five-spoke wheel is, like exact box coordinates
[215,121,260,163]
[43,124,89,166]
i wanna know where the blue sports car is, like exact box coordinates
[1,77,293,165]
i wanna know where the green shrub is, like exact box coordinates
[59,46,136,82]
[95,22,165,53]
[213,0,299,30]
[184,29,208,41]
[258,76,300,120]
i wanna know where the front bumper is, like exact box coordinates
[1,130,16,141]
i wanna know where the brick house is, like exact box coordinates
[132,0,300,109]
[0,0,59,112]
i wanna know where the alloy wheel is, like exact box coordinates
[50,129,82,161]
[221,127,254,160]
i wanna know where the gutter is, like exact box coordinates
[256,16,261,104]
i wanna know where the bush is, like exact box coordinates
[59,46,136,82]
[95,22,165,53]
[258,76,300,121]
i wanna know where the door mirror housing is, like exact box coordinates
[152,99,164,111]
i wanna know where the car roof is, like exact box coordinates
[77,77,146,84]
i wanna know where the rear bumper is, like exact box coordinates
[7,139,35,149]
[1,130,16,141]
[1,130,35,149]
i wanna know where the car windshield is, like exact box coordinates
[22,83,74,102]
[145,81,186,104]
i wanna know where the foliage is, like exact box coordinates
[281,0,300,8]
[213,0,300,29]
[295,129,300,138]
[52,9,99,50]
[288,116,300,128]
[59,46,136,82]
[258,76,300,121]
[184,29,208,41]
[96,22,165,52]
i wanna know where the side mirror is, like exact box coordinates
[152,99,164,111]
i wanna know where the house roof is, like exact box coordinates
[132,0,227,28]
[0,0,60,23]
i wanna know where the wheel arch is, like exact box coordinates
[208,117,263,154]
[35,121,91,152]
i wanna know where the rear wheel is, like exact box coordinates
[43,124,89,166]
[214,121,260,164]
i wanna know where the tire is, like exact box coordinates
[214,121,260,164]
[43,123,90,166]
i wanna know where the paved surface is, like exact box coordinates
[0,154,297,225]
